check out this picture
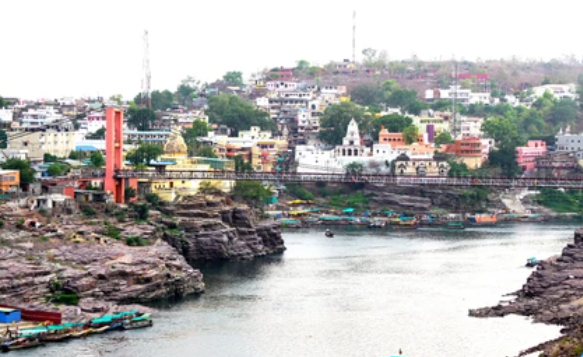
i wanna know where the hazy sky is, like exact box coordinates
[1,0,581,100]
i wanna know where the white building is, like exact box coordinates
[0,109,13,124]
[555,126,583,158]
[266,81,300,91]
[21,106,65,128]
[239,126,272,140]
[425,86,492,105]
[86,112,106,134]
[532,84,577,101]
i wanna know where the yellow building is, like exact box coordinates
[412,115,450,135]
[147,128,234,201]
[0,170,20,193]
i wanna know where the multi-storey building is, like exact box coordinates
[8,121,76,160]
[515,140,547,171]
[21,106,65,128]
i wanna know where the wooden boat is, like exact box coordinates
[368,220,386,228]
[526,257,540,267]
[69,329,92,339]
[107,322,123,331]
[325,231,334,238]
[444,222,465,230]
[122,319,153,330]
[1,338,44,352]
[40,332,71,342]
[519,214,545,222]
[90,326,110,335]
[466,214,497,225]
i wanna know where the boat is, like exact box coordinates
[40,332,71,342]
[444,222,465,230]
[89,326,110,335]
[1,338,44,352]
[325,230,334,238]
[394,219,418,230]
[69,329,92,339]
[466,214,497,225]
[519,213,545,222]
[526,257,540,267]
[368,219,386,228]
[107,322,123,331]
[122,319,153,330]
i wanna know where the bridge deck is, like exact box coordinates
[112,170,583,189]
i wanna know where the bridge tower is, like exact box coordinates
[105,107,125,203]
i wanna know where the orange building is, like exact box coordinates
[378,125,425,146]
[443,137,484,168]
[0,170,20,193]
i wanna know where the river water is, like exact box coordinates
[23,222,583,357]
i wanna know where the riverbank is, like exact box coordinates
[470,228,583,356]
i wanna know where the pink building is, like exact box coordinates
[516,140,547,171]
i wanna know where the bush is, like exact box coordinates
[124,186,137,204]
[133,204,149,221]
[16,219,24,229]
[145,193,161,206]
[103,224,121,240]
[0,221,4,229]
[38,208,49,217]
[80,205,95,217]
[38,236,49,242]
[51,293,79,305]
[286,183,314,200]
[115,211,127,222]
[125,236,147,246]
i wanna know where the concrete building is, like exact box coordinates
[21,106,65,128]
[395,153,450,176]
[555,126,583,158]
[425,86,492,105]
[86,112,106,134]
[0,109,13,125]
[8,122,76,160]
[444,136,484,169]
[515,140,547,171]
[532,84,577,101]
[0,170,20,193]
[124,130,170,145]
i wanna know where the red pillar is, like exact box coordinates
[105,107,124,203]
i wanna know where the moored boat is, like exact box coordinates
[444,221,465,230]
[466,214,497,225]
[69,329,92,339]
[1,338,44,352]
[122,319,153,330]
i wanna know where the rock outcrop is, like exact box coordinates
[470,229,583,356]
[160,198,285,263]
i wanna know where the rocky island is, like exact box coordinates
[0,196,284,322]
[470,229,583,357]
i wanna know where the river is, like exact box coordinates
[23,222,582,357]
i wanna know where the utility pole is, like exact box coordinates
[352,11,356,64]
[141,30,152,109]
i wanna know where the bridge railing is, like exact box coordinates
[111,170,583,188]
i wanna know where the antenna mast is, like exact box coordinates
[452,61,458,138]
[352,11,356,64]
[141,30,152,109]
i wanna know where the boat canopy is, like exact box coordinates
[319,216,343,221]
[342,208,355,214]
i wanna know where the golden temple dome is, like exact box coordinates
[164,127,188,155]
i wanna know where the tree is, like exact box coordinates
[222,71,243,86]
[175,77,200,106]
[126,107,156,131]
[89,151,105,168]
[151,89,175,110]
[183,119,211,153]
[195,146,217,158]
[198,181,222,196]
[124,186,137,204]
[448,161,470,177]
[109,94,123,105]
[318,102,366,145]
[434,132,453,147]
[345,162,364,176]
[43,153,58,163]
[207,94,275,135]
[488,145,522,177]
[0,129,6,149]
[91,127,105,138]
[482,116,522,148]
[362,48,378,65]
[372,114,412,137]
[47,163,68,177]
[145,193,161,206]
[234,154,253,172]
[0,97,6,109]
[402,126,419,145]
[232,181,272,207]
[68,151,84,160]
[385,89,426,115]
[126,144,163,166]
[577,74,583,109]
[350,83,383,107]
[296,60,310,70]
[2,159,36,187]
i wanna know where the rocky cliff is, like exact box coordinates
[160,198,285,263]
[470,229,583,356]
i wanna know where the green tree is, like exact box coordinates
[43,153,58,163]
[195,146,217,158]
[124,186,137,204]
[434,132,453,147]
[68,151,83,160]
[127,107,156,131]
[47,163,69,177]
[488,145,522,177]
[0,129,6,149]
[577,74,583,109]
[2,159,36,187]
[175,77,200,106]
[234,154,253,172]
[350,83,383,107]
[295,60,310,70]
[550,99,578,127]
[91,127,105,138]
[318,102,366,145]
[402,125,419,145]
[207,94,275,134]
[183,119,210,153]
[232,181,272,207]
[0,97,6,109]
[222,71,244,86]
[109,94,123,105]
[385,89,426,115]
[372,114,412,136]
[481,116,522,147]
[89,151,105,168]
[151,89,175,110]
[448,161,470,177]
[126,144,163,166]
[345,162,364,176]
